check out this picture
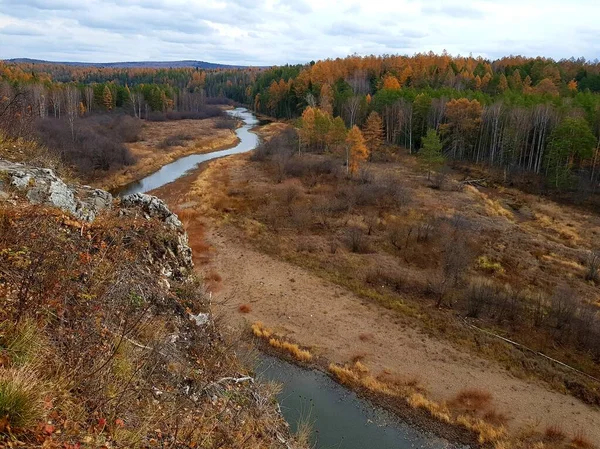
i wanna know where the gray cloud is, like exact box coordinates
[0,0,597,65]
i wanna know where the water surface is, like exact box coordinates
[116,108,258,196]
[256,354,463,449]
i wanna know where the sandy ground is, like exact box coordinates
[96,118,238,191]
[153,157,600,444]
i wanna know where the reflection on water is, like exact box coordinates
[115,108,259,196]
[255,353,465,449]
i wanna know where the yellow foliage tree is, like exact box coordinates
[299,106,316,151]
[102,85,113,111]
[319,84,333,115]
[346,125,369,175]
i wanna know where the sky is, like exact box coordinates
[0,0,599,65]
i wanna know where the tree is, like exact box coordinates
[382,74,401,90]
[546,117,596,188]
[440,98,482,159]
[326,116,347,155]
[412,93,432,150]
[64,85,80,141]
[346,125,369,175]
[419,129,445,180]
[498,74,509,92]
[102,85,113,111]
[535,78,559,96]
[298,106,316,152]
[362,111,383,157]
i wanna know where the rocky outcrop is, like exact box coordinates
[121,193,194,272]
[0,159,192,272]
[0,160,112,221]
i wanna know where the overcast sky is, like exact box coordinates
[0,0,599,65]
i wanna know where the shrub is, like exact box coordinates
[544,424,566,441]
[477,256,505,275]
[34,115,138,175]
[452,389,492,412]
[346,226,368,253]
[146,106,224,121]
[585,249,600,282]
[213,116,237,129]
[158,133,194,149]
[238,304,252,313]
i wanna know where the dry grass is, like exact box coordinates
[456,414,507,444]
[0,202,298,448]
[0,367,45,431]
[451,388,493,412]
[268,338,313,362]
[570,432,596,449]
[251,322,312,362]
[545,424,566,442]
[327,360,514,445]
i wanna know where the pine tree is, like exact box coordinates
[362,111,383,157]
[102,85,113,111]
[419,129,445,180]
[346,125,369,175]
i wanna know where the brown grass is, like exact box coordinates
[358,332,374,342]
[451,388,493,412]
[570,432,596,449]
[545,424,566,442]
[238,304,252,313]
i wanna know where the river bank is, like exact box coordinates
[95,116,239,192]
[116,108,599,448]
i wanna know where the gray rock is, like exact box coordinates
[121,192,193,270]
[0,159,112,221]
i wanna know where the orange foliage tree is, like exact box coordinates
[362,111,384,157]
[346,125,369,174]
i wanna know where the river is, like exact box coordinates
[116,107,465,449]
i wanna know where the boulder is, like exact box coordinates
[0,160,112,221]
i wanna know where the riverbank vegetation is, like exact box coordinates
[200,126,600,412]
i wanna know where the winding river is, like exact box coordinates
[116,107,464,449]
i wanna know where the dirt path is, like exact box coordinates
[154,158,600,444]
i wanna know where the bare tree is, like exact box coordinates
[84,86,94,113]
[64,85,80,141]
[50,87,62,119]
[343,95,362,127]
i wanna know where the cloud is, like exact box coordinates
[422,4,484,19]
[0,0,598,64]
[0,24,45,36]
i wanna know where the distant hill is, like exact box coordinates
[3,58,253,69]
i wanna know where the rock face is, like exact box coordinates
[0,160,112,221]
[121,193,194,271]
[0,159,193,271]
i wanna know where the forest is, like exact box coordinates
[1,53,600,193]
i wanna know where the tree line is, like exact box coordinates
[2,53,600,190]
